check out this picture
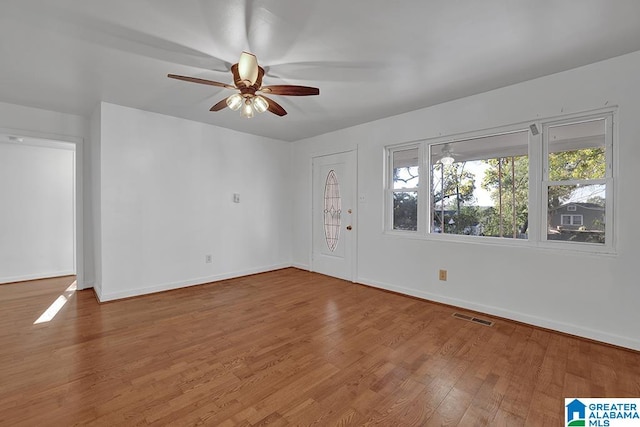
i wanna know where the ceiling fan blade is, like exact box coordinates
[238,51,259,86]
[260,85,319,96]
[261,95,287,116]
[209,98,228,112]
[167,74,235,89]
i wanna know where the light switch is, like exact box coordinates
[233,193,240,203]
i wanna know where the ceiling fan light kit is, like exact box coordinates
[169,51,319,118]
[440,144,455,165]
[252,95,269,113]
[226,93,243,111]
[440,153,455,165]
[241,99,255,118]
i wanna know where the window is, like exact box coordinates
[560,214,583,226]
[544,115,611,246]
[323,170,341,251]
[429,131,529,238]
[389,146,419,231]
[386,110,614,252]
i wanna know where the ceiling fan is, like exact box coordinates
[168,51,319,118]
[438,143,459,165]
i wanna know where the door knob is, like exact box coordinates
[346,225,352,230]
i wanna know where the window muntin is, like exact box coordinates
[390,147,419,231]
[544,116,611,246]
[429,131,529,239]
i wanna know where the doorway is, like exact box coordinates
[312,150,357,281]
[0,134,77,284]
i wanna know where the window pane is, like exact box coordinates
[430,131,529,239]
[323,170,341,252]
[547,183,605,244]
[548,119,606,181]
[393,191,417,231]
[393,148,419,189]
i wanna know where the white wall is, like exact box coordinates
[0,101,88,139]
[0,141,75,283]
[0,101,89,288]
[292,50,640,350]
[93,103,292,301]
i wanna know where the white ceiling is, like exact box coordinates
[1,1,640,142]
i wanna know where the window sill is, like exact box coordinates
[382,229,617,257]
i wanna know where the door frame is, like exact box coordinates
[0,126,84,289]
[311,149,358,282]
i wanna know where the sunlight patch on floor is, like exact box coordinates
[33,280,77,324]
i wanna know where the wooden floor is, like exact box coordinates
[0,269,638,426]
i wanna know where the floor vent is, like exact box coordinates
[452,312,494,327]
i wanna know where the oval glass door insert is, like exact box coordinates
[323,170,341,252]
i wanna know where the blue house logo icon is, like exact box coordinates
[566,399,586,426]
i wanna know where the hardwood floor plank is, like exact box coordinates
[523,389,562,426]
[1,268,638,426]
[426,386,476,426]
[491,408,526,426]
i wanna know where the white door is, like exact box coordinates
[312,150,356,281]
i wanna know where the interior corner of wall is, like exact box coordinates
[92,281,103,302]
[78,279,95,290]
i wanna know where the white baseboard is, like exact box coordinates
[291,262,310,271]
[357,276,640,352]
[96,263,292,302]
[78,279,95,290]
[73,265,640,351]
[0,270,76,285]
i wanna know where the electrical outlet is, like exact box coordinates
[439,269,447,281]
[205,254,213,264]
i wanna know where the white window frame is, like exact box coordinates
[384,108,616,254]
[425,123,533,246]
[386,144,423,233]
[540,111,614,252]
[567,205,577,211]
